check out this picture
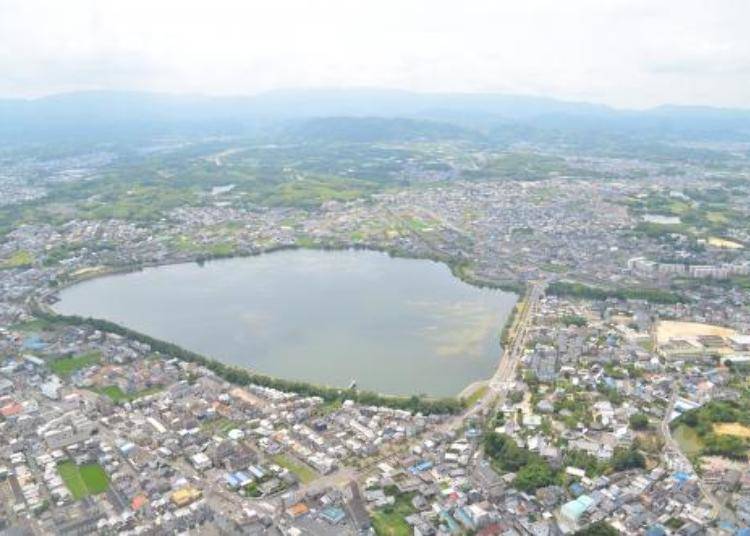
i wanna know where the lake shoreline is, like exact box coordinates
[36,244,521,404]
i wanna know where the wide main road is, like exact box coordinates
[444,280,545,431]
[292,280,545,496]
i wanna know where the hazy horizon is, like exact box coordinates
[2,0,749,109]
[4,86,750,114]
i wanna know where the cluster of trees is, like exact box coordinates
[563,449,608,477]
[679,400,750,433]
[634,222,691,239]
[553,393,593,429]
[629,413,651,431]
[547,281,683,305]
[597,383,625,406]
[560,314,587,327]
[483,432,555,492]
[574,521,620,536]
[702,434,748,460]
[611,446,646,472]
[484,431,647,493]
[676,400,750,460]
[34,309,464,415]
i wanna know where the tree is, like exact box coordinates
[513,460,555,492]
[702,433,748,460]
[561,314,587,327]
[574,521,620,536]
[483,432,530,472]
[629,413,650,430]
[612,446,645,471]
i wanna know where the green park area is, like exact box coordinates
[462,384,488,407]
[484,431,645,492]
[672,399,750,460]
[49,351,102,376]
[94,384,163,403]
[0,249,34,269]
[272,454,319,484]
[371,490,416,536]
[58,461,109,500]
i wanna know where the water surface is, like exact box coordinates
[55,249,516,396]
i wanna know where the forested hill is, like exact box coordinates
[2,89,749,143]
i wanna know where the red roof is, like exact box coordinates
[131,495,148,510]
[0,402,22,417]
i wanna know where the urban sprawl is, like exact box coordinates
[2,142,750,536]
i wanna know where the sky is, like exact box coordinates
[1,0,749,109]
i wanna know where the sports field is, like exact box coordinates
[58,461,109,500]
[656,320,735,346]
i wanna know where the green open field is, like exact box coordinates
[371,493,416,536]
[9,318,54,332]
[673,424,704,457]
[200,417,242,435]
[272,454,319,484]
[49,351,101,376]
[58,461,109,500]
[462,384,489,407]
[94,384,163,403]
[0,249,34,269]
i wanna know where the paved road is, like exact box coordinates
[204,279,546,511]
[299,280,546,494]
[441,280,545,432]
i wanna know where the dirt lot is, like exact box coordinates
[656,320,735,346]
[714,423,750,438]
[708,237,744,249]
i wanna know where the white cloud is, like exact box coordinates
[1,0,748,108]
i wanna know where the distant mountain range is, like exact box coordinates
[1,88,749,143]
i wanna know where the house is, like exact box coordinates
[190,452,212,471]
[560,494,594,525]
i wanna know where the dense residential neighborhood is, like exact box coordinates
[1,132,750,536]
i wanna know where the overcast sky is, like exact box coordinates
[1,0,749,108]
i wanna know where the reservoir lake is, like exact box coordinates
[54,249,517,396]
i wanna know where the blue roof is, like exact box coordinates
[453,507,474,528]
[409,460,433,474]
[735,528,750,536]
[234,471,251,482]
[646,525,666,536]
[570,483,585,496]
[320,506,346,523]
[23,335,46,350]
[561,495,594,521]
